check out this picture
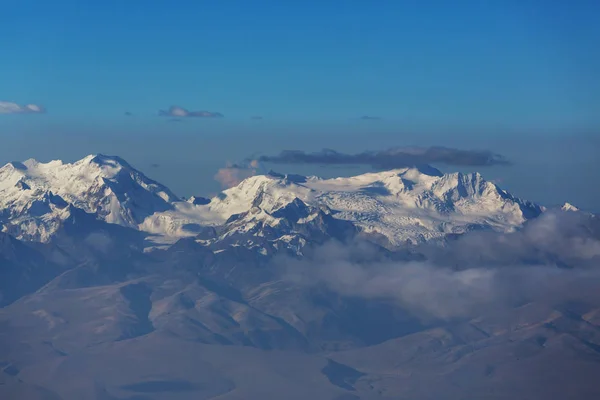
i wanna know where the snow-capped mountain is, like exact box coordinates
[0,154,177,241]
[199,166,542,246]
[1,155,543,248]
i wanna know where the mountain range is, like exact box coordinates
[1,154,599,400]
[0,154,541,246]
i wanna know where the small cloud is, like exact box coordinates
[0,101,46,115]
[251,116,263,120]
[258,146,510,168]
[159,105,224,118]
[359,115,381,120]
[214,160,260,188]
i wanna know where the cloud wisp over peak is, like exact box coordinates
[259,146,510,169]
[214,160,260,188]
[0,101,46,115]
[159,106,224,118]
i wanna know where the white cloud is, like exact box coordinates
[159,105,223,118]
[0,101,46,114]
[280,211,600,320]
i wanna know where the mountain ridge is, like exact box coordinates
[1,154,545,248]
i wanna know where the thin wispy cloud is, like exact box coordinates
[259,146,510,168]
[159,105,224,118]
[0,101,46,114]
[359,115,381,120]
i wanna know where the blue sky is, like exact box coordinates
[1,1,599,208]
[3,0,599,126]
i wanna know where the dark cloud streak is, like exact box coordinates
[259,146,510,168]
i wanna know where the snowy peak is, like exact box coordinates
[562,202,580,212]
[85,153,131,168]
[0,154,178,229]
[209,174,310,217]
[0,154,182,242]
[432,172,489,198]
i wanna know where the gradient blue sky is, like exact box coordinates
[1,1,599,208]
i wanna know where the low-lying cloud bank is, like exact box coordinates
[159,106,223,118]
[259,146,510,168]
[0,101,46,114]
[281,211,600,320]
